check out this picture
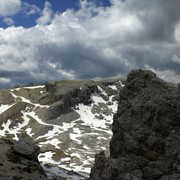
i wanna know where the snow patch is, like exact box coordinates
[0,104,14,113]
[108,85,117,90]
[10,92,49,108]
[119,80,125,87]
[0,114,30,140]
[25,128,34,136]
[39,138,61,149]
[23,85,45,89]
[39,151,57,165]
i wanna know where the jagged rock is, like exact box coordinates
[32,126,54,139]
[43,80,99,121]
[90,69,180,180]
[0,138,48,180]
[12,137,40,161]
[46,110,80,126]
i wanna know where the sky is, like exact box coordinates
[0,0,180,88]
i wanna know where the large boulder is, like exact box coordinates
[90,69,180,180]
[0,138,48,180]
[12,137,40,161]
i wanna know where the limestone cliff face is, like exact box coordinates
[90,70,180,180]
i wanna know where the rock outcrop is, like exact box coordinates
[38,79,124,125]
[90,70,180,180]
[0,138,48,180]
[42,80,98,121]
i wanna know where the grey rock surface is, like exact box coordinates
[13,137,40,161]
[0,102,27,125]
[0,90,14,104]
[0,138,48,180]
[90,69,180,180]
[42,80,98,121]
[42,78,125,123]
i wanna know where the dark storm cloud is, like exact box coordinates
[36,42,127,79]
[123,0,180,42]
[0,71,44,88]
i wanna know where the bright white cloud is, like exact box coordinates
[0,77,11,84]
[0,0,21,16]
[36,1,53,25]
[3,17,15,26]
[0,0,180,87]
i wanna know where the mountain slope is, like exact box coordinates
[0,78,125,179]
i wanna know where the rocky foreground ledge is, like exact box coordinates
[90,70,180,180]
[0,137,48,180]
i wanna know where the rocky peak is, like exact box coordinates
[90,69,180,180]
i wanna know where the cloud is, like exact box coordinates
[144,64,180,83]
[0,0,21,17]
[173,54,180,64]
[0,77,11,84]
[36,1,53,25]
[22,2,40,16]
[3,17,15,26]
[0,0,180,87]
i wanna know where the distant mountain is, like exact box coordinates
[0,77,126,179]
[90,70,180,180]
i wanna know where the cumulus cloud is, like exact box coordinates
[22,2,40,16]
[0,0,180,87]
[0,0,21,16]
[0,77,11,84]
[3,17,15,26]
[36,1,53,25]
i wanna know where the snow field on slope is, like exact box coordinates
[0,82,124,179]
[36,86,118,179]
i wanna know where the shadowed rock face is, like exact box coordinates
[0,138,48,180]
[12,137,40,161]
[90,70,180,180]
[43,80,98,121]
